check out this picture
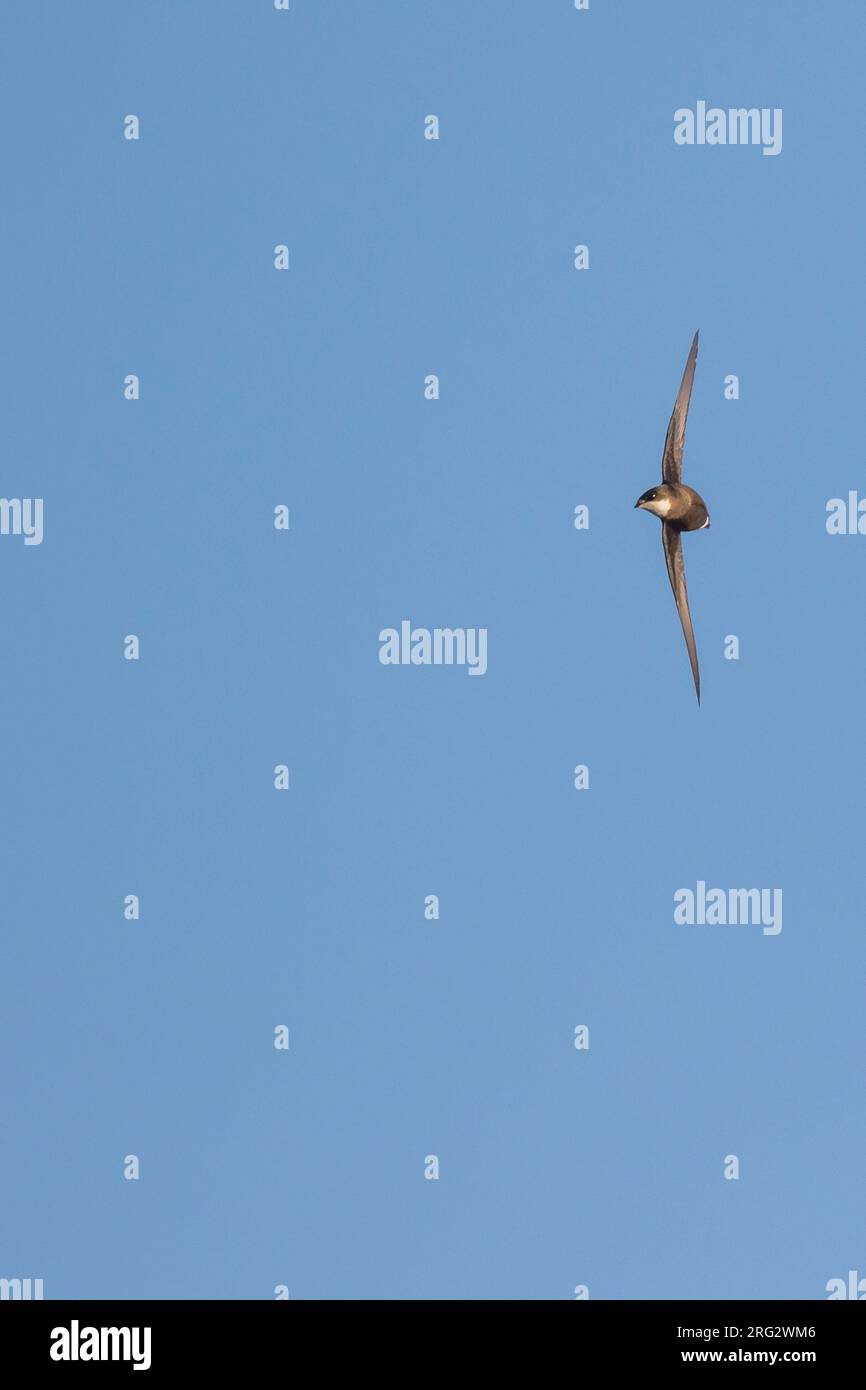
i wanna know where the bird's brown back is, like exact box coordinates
[665,484,709,531]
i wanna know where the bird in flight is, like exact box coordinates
[634,331,710,704]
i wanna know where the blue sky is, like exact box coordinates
[1,1,864,1299]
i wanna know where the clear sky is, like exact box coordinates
[2,1,864,1300]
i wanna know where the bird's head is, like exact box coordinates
[634,484,674,519]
